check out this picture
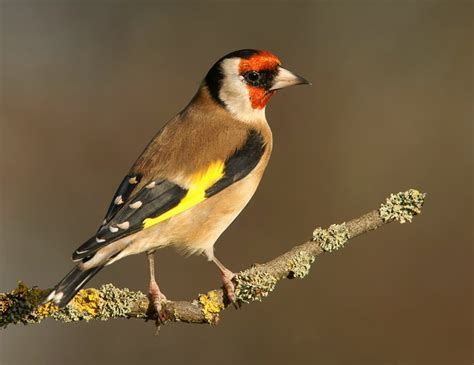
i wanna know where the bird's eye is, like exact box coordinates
[245,71,261,84]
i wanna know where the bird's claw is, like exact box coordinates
[221,271,240,309]
[147,290,167,331]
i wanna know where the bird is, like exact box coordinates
[43,49,310,320]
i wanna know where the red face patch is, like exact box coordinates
[239,51,281,110]
[239,51,281,74]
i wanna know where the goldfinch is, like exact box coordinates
[43,49,309,315]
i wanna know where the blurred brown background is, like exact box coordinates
[0,1,472,364]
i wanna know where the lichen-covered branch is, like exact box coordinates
[0,189,426,328]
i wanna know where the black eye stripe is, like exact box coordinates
[243,69,277,88]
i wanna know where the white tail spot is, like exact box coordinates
[53,292,64,303]
[45,290,56,302]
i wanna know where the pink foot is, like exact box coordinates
[148,280,167,329]
[220,268,239,308]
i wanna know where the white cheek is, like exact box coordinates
[218,58,266,123]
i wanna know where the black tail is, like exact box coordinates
[42,265,103,307]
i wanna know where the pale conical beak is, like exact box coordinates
[269,66,311,91]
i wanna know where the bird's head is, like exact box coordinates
[204,49,310,122]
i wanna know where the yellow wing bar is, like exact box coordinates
[142,160,225,229]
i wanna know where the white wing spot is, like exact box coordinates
[114,195,124,205]
[102,219,107,225]
[109,226,119,232]
[96,237,106,243]
[146,181,156,189]
[129,176,138,184]
[129,201,143,209]
[117,221,130,230]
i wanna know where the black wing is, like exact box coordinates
[206,130,266,197]
[73,179,186,260]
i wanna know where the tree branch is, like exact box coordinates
[0,189,426,328]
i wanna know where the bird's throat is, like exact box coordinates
[247,87,275,109]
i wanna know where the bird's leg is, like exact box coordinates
[146,251,167,327]
[211,256,239,308]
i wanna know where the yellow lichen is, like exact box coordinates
[35,301,59,317]
[1,282,148,326]
[70,288,103,316]
[0,294,11,313]
[1,281,57,327]
[198,291,224,324]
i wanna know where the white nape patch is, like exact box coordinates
[128,176,138,184]
[129,201,142,209]
[146,181,156,189]
[114,195,124,205]
[117,221,130,230]
[96,237,106,243]
[109,226,119,233]
[218,58,266,123]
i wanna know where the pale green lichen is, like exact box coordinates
[198,291,224,324]
[51,284,147,322]
[99,284,147,320]
[1,282,148,326]
[313,223,350,252]
[287,251,316,278]
[235,268,277,304]
[379,189,426,223]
